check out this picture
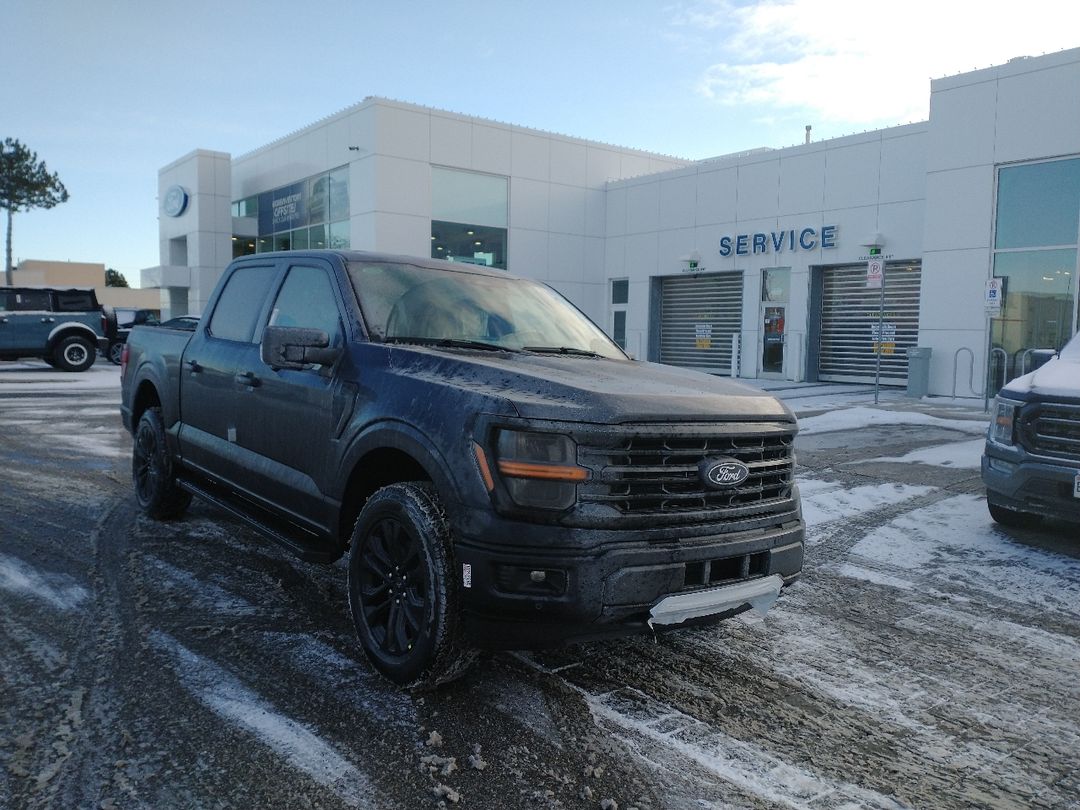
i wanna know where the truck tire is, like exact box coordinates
[54,335,96,372]
[132,407,192,519]
[108,340,124,365]
[347,482,475,688]
[987,500,1043,529]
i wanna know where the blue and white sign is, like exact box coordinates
[985,278,1004,314]
[258,182,306,234]
[719,225,837,257]
[163,185,189,218]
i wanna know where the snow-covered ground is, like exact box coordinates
[3,373,1077,809]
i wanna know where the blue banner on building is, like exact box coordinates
[258,182,305,235]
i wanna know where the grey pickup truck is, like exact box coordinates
[121,250,804,686]
[983,330,1080,528]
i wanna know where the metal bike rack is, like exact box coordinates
[952,347,981,398]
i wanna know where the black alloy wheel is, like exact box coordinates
[358,515,428,657]
[347,482,474,688]
[132,407,191,519]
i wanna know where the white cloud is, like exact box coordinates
[680,0,1080,127]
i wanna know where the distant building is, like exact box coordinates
[143,47,1080,396]
[12,260,161,312]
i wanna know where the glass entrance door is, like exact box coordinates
[762,305,786,375]
[760,268,791,378]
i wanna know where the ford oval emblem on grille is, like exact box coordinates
[700,458,750,489]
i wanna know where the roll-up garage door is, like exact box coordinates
[659,272,744,374]
[816,262,922,384]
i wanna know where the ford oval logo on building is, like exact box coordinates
[700,458,750,489]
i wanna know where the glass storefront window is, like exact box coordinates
[307,176,328,225]
[329,167,349,222]
[432,167,508,228]
[232,236,256,259]
[328,220,350,250]
[762,267,791,302]
[431,220,507,269]
[996,158,1080,249]
[991,249,1076,357]
[246,166,349,253]
[231,196,258,219]
[991,157,1080,389]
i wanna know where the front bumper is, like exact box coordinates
[982,441,1080,524]
[454,512,804,649]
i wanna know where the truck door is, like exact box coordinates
[233,259,350,537]
[177,262,281,487]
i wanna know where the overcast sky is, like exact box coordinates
[5,0,1079,282]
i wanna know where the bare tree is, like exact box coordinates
[1,138,69,285]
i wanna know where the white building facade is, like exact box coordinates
[143,47,1080,398]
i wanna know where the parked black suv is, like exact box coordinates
[0,287,107,371]
[103,307,159,364]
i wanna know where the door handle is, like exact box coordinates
[234,371,260,388]
[186,359,202,373]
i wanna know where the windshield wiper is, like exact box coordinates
[523,345,604,358]
[384,336,514,352]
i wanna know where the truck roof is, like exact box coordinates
[235,249,517,281]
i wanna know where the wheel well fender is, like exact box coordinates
[130,379,163,430]
[47,323,99,351]
[337,422,460,544]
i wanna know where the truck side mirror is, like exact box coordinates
[262,326,341,370]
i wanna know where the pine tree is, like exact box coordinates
[1,138,69,285]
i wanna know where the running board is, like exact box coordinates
[177,478,339,563]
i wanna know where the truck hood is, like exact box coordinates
[388,346,795,424]
[1002,355,1080,400]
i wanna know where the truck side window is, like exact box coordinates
[268,265,342,345]
[208,266,278,343]
[13,290,50,311]
[55,291,96,311]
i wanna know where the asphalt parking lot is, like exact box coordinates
[1,360,1078,809]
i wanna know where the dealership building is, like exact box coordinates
[142,47,1080,397]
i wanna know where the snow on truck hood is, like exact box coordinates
[389,346,795,424]
[1001,355,1080,399]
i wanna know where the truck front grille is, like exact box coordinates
[1029,403,1080,460]
[576,423,796,525]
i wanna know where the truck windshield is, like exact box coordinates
[347,261,626,360]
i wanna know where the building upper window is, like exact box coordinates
[996,158,1080,249]
[431,168,507,227]
[431,168,508,270]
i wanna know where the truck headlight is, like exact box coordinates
[990,397,1019,445]
[495,430,587,510]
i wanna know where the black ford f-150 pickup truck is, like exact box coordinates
[121,250,804,686]
[983,330,1080,528]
